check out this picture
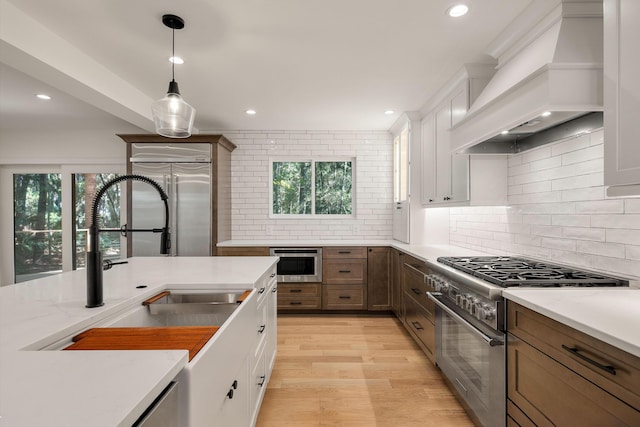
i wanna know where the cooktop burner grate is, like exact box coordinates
[437,256,627,287]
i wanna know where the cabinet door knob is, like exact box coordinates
[227,389,234,399]
[428,199,434,202]
[258,325,266,333]
[443,196,451,201]
[258,375,266,387]
[232,380,238,390]
[258,287,266,294]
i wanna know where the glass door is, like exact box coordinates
[13,173,62,283]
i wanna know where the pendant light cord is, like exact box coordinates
[171,26,175,82]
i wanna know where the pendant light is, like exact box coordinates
[151,14,196,138]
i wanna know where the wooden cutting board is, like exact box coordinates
[64,326,220,361]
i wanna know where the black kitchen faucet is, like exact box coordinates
[86,174,171,308]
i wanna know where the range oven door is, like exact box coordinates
[428,292,505,427]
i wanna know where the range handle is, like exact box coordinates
[428,292,503,347]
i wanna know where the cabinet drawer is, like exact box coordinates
[323,246,367,259]
[508,302,640,411]
[404,296,435,360]
[277,283,321,297]
[323,259,367,285]
[278,297,321,310]
[508,335,640,426]
[322,285,366,310]
[403,254,428,274]
[403,263,434,320]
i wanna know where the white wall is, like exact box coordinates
[446,129,640,279]
[222,130,393,241]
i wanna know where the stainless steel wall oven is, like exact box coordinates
[269,248,322,283]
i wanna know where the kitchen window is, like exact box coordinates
[270,159,354,217]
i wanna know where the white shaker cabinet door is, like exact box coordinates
[604,0,640,194]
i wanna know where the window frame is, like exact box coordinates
[269,157,356,219]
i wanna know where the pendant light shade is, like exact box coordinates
[152,14,195,138]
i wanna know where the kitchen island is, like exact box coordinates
[0,256,278,427]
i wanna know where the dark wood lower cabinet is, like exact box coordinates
[277,283,321,310]
[507,302,640,426]
[322,284,366,310]
[367,247,391,311]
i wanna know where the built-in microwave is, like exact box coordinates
[269,248,322,283]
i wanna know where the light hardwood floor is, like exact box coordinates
[256,315,474,427]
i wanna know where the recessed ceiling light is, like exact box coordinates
[501,130,509,135]
[169,56,184,64]
[245,109,257,115]
[447,4,469,17]
[541,111,552,117]
[384,110,394,115]
[36,94,51,100]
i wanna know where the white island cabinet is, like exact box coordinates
[0,256,278,427]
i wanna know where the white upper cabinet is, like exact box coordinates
[420,70,507,208]
[604,0,640,196]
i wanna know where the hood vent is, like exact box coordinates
[451,0,603,154]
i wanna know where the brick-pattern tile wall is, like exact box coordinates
[449,129,640,279]
[222,130,393,241]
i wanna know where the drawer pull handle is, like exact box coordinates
[339,295,351,299]
[270,273,276,278]
[411,288,421,295]
[258,287,266,294]
[232,380,238,390]
[339,270,352,273]
[258,375,266,387]
[272,287,278,293]
[258,325,266,333]
[338,251,351,254]
[290,289,302,293]
[561,345,616,376]
[411,321,424,330]
[227,389,234,399]
[290,301,302,305]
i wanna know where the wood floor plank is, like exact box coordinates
[257,315,474,427]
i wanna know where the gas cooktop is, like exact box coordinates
[437,256,628,288]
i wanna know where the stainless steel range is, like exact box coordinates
[426,256,628,427]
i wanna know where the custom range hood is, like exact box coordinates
[451,0,604,154]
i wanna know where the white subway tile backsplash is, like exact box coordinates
[561,226,605,241]
[551,215,591,227]
[550,133,590,156]
[575,200,625,214]
[624,199,640,213]
[449,132,640,280]
[590,214,640,229]
[606,229,640,245]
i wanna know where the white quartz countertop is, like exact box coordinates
[502,288,640,358]
[0,256,278,427]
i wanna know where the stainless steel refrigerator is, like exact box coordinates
[129,143,212,256]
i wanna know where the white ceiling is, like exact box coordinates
[0,0,554,132]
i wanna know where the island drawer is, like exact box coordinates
[323,247,367,259]
[322,285,366,310]
[508,302,640,412]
